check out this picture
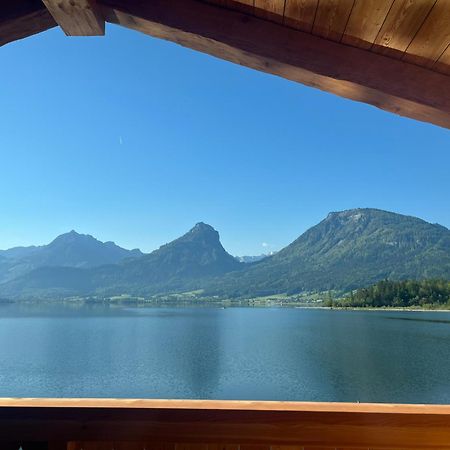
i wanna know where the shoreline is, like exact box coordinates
[1,299,450,312]
[292,305,450,313]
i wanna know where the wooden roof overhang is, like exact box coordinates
[1,0,449,129]
[2,398,450,449]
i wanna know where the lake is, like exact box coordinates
[0,303,449,403]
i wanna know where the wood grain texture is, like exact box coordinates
[206,445,239,450]
[373,0,436,58]
[0,0,449,128]
[3,398,450,413]
[271,446,303,450]
[97,0,450,128]
[69,445,236,450]
[0,1,56,47]
[404,0,450,67]
[342,0,394,49]
[2,399,450,448]
[283,0,318,31]
[312,0,355,42]
[254,0,285,23]
[434,44,450,75]
[42,0,105,36]
[68,446,442,450]
[66,444,409,450]
[204,0,254,14]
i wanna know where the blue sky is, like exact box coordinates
[1,24,449,255]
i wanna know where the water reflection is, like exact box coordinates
[385,315,450,324]
[170,309,222,397]
[0,304,449,403]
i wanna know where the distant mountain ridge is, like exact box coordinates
[0,231,142,283]
[0,209,449,300]
[0,223,243,298]
[208,208,450,297]
[91,222,244,295]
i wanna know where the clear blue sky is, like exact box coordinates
[1,24,449,256]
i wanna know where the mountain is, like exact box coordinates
[129,222,241,277]
[0,210,449,300]
[0,246,38,260]
[37,230,143,267]
[0,231,143,283]
[0,223,243,298]
[208,208,450,297]
[93,222,243,294]
[0,266,94,299]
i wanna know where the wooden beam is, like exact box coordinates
[3,397,450,413]
[0,1,56,47]
[1,399,450,448]
[42,0,105,36]
[97,0,450,129]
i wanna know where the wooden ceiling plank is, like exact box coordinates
[403,0,450,68]
[342,0,394,50]
[96,0,450,129]
[373,0,436,59]
[254,0,285,23]
[203,0,254,14]
[312,0,355,42]
[283,0,318,32]
[42,0,105,36]
[434,44,450,75]
[0,2,56,47]
[232,0,254,7]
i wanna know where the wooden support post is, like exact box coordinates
[42,0,104,36]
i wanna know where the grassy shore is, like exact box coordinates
[2,289,450,311]
[5,297,449,312]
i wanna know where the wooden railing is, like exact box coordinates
[1,398,450,449]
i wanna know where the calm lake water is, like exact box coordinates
[0,303,449,403]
